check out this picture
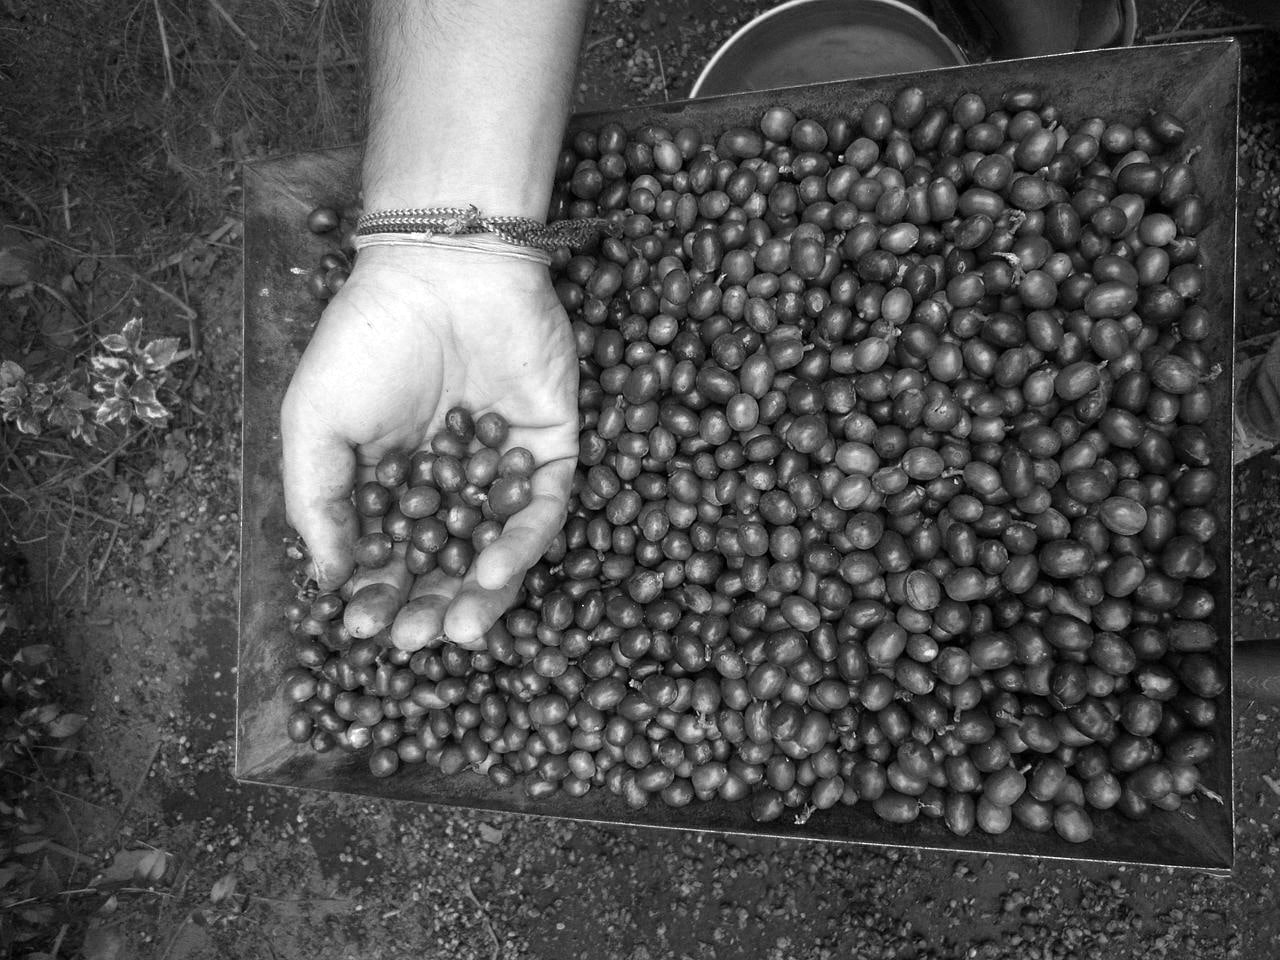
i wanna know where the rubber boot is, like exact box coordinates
[1236,335,1280,464]
[944,0,1133,58]
[964,0,1082,57]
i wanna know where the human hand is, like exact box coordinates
[281,243,578,648]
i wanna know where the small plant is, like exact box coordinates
[0,545,88,951]
[0,364,72,439]
[90,317,189,431]
[0,318,189,445]
[1,646,86,766]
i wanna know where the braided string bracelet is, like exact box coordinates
[355,205,609,265]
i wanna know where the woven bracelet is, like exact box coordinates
[355,205,608,254]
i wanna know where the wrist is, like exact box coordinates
[350,242,554,292]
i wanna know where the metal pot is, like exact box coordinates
[690,0,966,97]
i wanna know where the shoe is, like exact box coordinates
[1078,0,1138,49]
[939,0,1136,60]
[1236,352,1280,466]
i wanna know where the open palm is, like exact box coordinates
[281,244,578,648]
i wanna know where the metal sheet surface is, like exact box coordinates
[239,41,1239,870]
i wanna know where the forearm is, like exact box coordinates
[363,0,589,219]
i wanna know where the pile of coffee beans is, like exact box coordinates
[288,84,1224,844]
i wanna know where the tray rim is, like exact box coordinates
[236,40,1242,871]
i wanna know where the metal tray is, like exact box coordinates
[238,41,1239,870]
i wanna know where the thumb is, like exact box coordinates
[281,389,359,590]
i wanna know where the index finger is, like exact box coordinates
[472,457,575,591]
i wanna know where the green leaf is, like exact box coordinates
[12,838,47,855]
[99,334,129,353]
[32,855,59,897]
[209,871,237,903]
[71,418,99,444]
[94,397,132,426]
[45,713,86,738]
[132,398,171,427]
[14,645,53,667]
[140,338,185,371]
[32,704,60,725]
[0,385,25,412]
[99,850,151,884]
[127,378,158,405]
[45,404,84,431]
[135,848,168,883]
[90,355,130,378]
[63,388,95,411]
[122,318,145,351]
[0,360,25,387]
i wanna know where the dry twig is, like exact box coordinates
[4,770,113,813]
[35,430,138,495]
[111,741,163,838]
[1168,0,1202,38]
[207,0,260,52]
[94,526,122,583]
[155,857,197,958]
[49,924,70,960]
[157,916,193,960]
[65,503,125,530]
[1239,330,1280,351]
[44,841,98,867]
[53,510,83,600]
[31,281,86,326]
[248,893,352,905]
[153,0,176,97]
[464,881,503,960]
[8,225,197,320]
[2,886,176,911]
[0,168,45,222]
[1146,23,1270,41]
[18,749,93,893]
[55,566,83,601]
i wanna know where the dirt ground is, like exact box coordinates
[3,1,1280,958]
